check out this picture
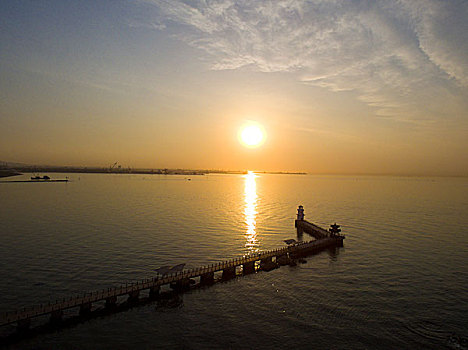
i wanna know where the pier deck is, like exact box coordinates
[0,213,344,331]
[295,219,330,239]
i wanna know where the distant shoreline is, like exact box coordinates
[0,170,22,178]
[0,166,307,177]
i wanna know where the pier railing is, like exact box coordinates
[0,237,340,328]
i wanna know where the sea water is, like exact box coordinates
[0,173,467,349]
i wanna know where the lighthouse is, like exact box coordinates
[296,205,304,221]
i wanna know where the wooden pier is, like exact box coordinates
[0,206,344,332]
[0,179,69,183]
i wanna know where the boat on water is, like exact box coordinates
[31,175,51,180]
[0,174,69,183]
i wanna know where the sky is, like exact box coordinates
[1,0,467,176]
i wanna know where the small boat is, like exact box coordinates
[31,175,50,180]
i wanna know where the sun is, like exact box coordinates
[239,124,265,148]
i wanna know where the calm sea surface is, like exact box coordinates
[0,173,467,349]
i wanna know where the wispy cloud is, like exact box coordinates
[400,0,468,87]
[138,0,468,123]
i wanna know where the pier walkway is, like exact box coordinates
[295,219,330,239]
[0,207,344,331]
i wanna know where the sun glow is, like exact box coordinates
[239,124,265,148]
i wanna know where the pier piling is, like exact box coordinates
[105,296,117,309]
[170,278,191,291]
[200,272,215,285]
[149,286,160,299]
[222,267,236,280]
[50,310,63,324]
[242,261,255,274]
[79,302,92,316]
[127,290,140,303]
[17,318,30,332]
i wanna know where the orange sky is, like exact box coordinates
[1,1,467,176]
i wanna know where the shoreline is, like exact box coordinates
[0,171,22,178]
[0,167,307,176]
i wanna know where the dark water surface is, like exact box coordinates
[1,173,467,349]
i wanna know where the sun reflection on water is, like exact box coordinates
[244,171,259,252]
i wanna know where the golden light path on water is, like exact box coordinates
[244,171,259,251]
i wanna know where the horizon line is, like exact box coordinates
[1,161,467,178]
